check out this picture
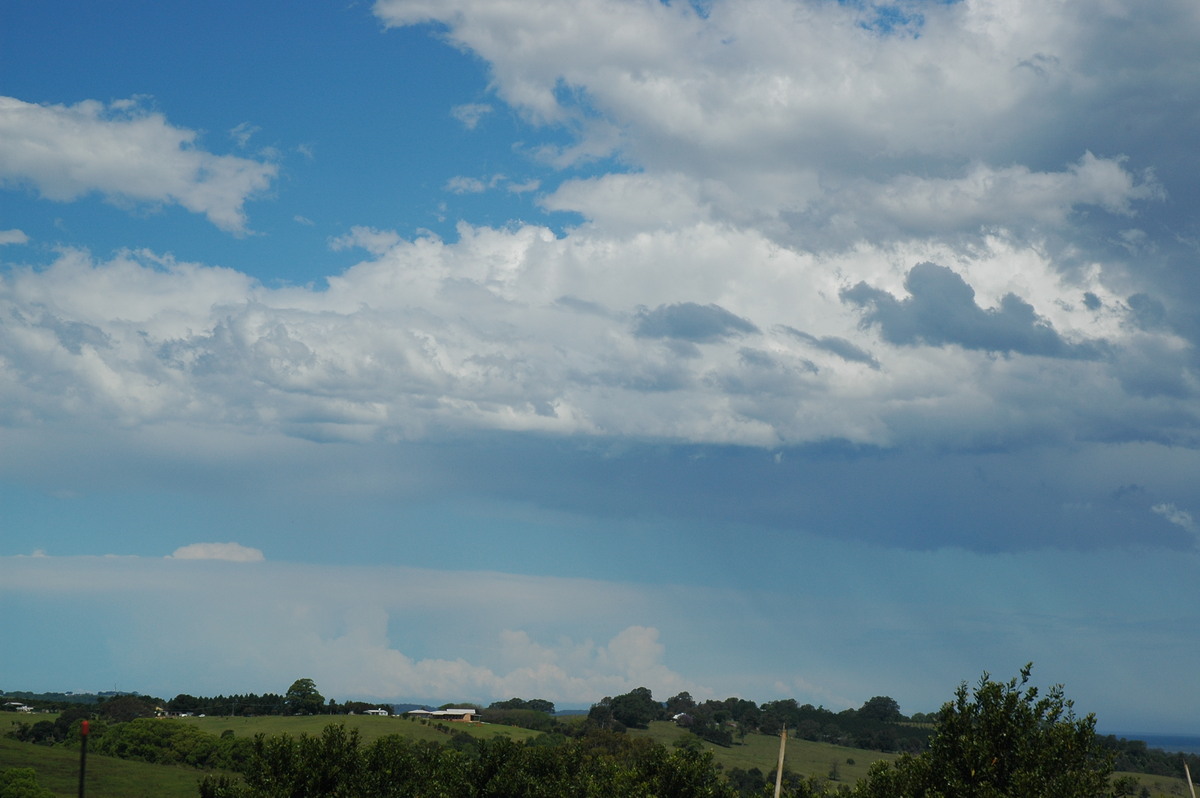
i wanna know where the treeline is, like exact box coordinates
[586,687,930,753]
[197,725,737,798]
[9,711,251,771]
[1099,735,1200,780]
[0,689,154,712]
[165,693,289,716]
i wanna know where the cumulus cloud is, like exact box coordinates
[0,96,277,233]
[0,229,28,245]
[3,0,1199,558]
[169,542,265,562]
[0,554,699,702]
[0,225,1189,455]
[374,0,1178,241]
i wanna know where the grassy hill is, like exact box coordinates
[176,712,542,744]
[628,721,895,784]
[5,714,1194,797]
[0,736,208,798]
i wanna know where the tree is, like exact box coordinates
[665,691,697,717]
[858,696,902,723]
[607,687,661,729]
[853,664,1114,798]
[98,695,156,723]
[284,678,325,716]
[0,768,55,798]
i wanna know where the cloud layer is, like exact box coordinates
[2,0,1199,735]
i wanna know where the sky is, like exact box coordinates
[1,0,1199,734]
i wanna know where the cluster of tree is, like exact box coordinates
[1,689,144,707]
[587,688,929,753]
[0,767,55,798]
[725,765,849,798]
[1099,735,1200,780]
[487,697,555,714]
[194,664,1132,797]
[198,725,736,798]
[9,710,252,772]
[92,719,253,770]
[167,678,398,717]
[7,695,163,745]
[166,692,287,717]
[852,664,1117,798]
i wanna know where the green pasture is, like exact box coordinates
[628,721,895,784]
[177,712,541,745]
[4,713,1194,797]
[0,736,205,798]
[625,723,1195,797]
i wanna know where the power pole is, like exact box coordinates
[78,719,90,798]
[774,727,787,798]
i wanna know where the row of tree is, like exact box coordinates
[585,687,929,752]
[192,664,1147,797]
[197,726,734,798]
[7,668,1196,797]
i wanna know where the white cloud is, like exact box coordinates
[0,224,1186,453]
[0,229,28,245]
[0,96,277,233]
[229,121,260,148]
[168,542,265,562]
[843,153,1164,237]
[445,175,487,194]
[450,102,493,129]
[1151,503,1198,536]
[374,0,1179,244]
[0,554,701,702]
[1,546,1196,726]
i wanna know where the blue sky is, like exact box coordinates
[2,0,1199,733]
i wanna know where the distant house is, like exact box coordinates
[363,708,389,716]
[405,708,478,722]
[4,702,33,713]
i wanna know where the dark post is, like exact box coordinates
[78,719,90,798]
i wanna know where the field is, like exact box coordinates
[0,736,206,798]
[176,712,543,745]
[628,721,895,784]
[3,713,1195,797]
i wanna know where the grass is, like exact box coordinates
[176,712,542,745]
[627,721,896,785]
[6,714,1194,797]
[0,736,210,798]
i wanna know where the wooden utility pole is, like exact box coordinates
[1185,760,1197,798]
[78,719,90,798]
[774,727,787,798]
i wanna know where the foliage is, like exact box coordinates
[488,698,556,715]
[166,692,288,717]
[1099,735,1200,779]
[591,687,662,730]
[479,708,559,733]
[857,697,902,724]
[97,695,157,723]
[0,768,54,798]
[852,665,1114,798]
[199,723,738,798]
[91,718,252,770]
[7,706,93,745]
[0,735,215,798]
[284,679,325,717]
